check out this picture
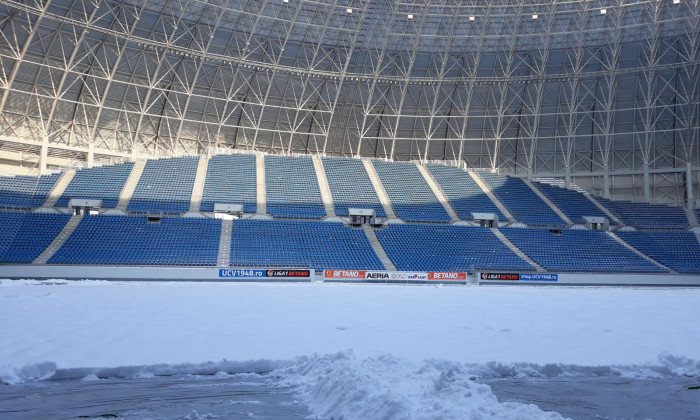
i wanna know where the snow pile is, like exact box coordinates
[281,351,567,420]
[459,353,700,380]
[0,359,286,385]
[0,361,56,385]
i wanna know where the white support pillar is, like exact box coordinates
[687,164,695,209]
[603,166,611,199]
[87,142,94,168]
[643,163,651,203]
[40,137,49,175]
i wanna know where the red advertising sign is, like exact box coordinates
[428,272,467,280]
[324,270,467,281]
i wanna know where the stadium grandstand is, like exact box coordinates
[0,0,698,285]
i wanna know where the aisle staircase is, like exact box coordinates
[33,214,83,264]
[363,160,396,219]
[491,228,544,272]
[188,156,209,212]
[586,195,623,225]
[416,164,460,222]
[469,171,516,222]
[606,231,674,273]
[116,160,146,210]
[217,219,233,266]
[363,225,397,271]
[523,179,574,225]
[312,155,336,218]
[685,208,699,227]
[256,155,266,215]
[42,170,75,207]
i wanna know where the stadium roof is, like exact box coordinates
[0,0,697,203]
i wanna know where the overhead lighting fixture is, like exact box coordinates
[532,14,538,19]
[408,14,414,19]
[673,0,680,3]
[600,8,607,14]
[469,16,475,21]
[346,8,352,13]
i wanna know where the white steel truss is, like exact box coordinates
[0,0,698,206]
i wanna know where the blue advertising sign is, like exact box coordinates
[519,273,558,281]
[219,269,266,278]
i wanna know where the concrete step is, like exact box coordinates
[606,231,675,273]
[312,155,336,218]
[217,219,233,267]
[362,224,397,271]
[256,154,267,215]
[42,170,75,207]
[469,171,516,223]
[189,156,209,212]
[491,228,545,272]
[416,163,459,222]
[33,214,83,264]
[116,160,146,210]
[363,160,396,219]
[586,194,623,225]
[685,208,699,227]
[522,179,574,225]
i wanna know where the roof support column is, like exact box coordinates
[687,164,695,209]
[643,163,651,203]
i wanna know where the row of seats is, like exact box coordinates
[501,227,668,273]
[127,156,200,214]
[375,223,534,271]
[50,214,221,266]
[616,231,700,273]
[1,155,692,230]
[532,180,612,225]
[0,211,71,263]
[478,171,566,226]
[229,219,385,270]
[57,162,134,208]
[0,210,697,273]
[0,173,61,209]
[596,197,689,229]
[426,164,506,221]
[265,155,326,219]
[322,157,387,217]
[200,154,257,213]
[372,160,451,223]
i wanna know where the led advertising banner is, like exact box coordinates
[219,269,311,278]
[324,270,467,281]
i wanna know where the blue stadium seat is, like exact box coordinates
[265,155,325,219]
[49,214,221,266]
[322,157,386,217]
[501,227,668,273]
[0,173,61,209]
[616,231,700,274]
[372,160,450,223]
[229,219,384,270]
[375,223,533,271]
[0,210,71,263]
[532,181,612,224]
[200,154,257,213]
[426,164,506,221]
[56,162,134,208]
[596,197,688,229]
[127,156,199,214]
[477,172,565,226]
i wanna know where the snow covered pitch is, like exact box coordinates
[1,280,699,419]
